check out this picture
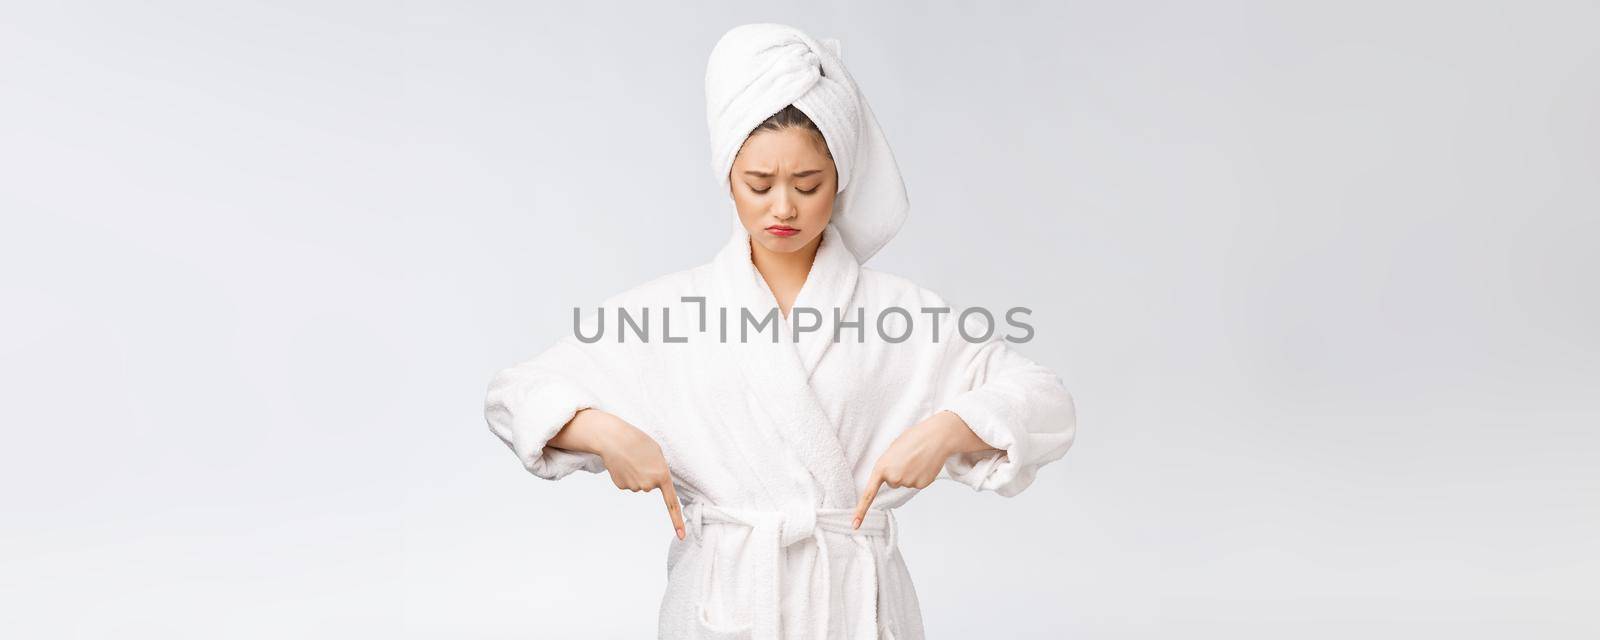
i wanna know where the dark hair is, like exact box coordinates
[750,105,832,159]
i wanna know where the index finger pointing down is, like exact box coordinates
[661,473,686,540]
[853,470,883,530]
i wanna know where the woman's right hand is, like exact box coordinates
[551,408,687,540]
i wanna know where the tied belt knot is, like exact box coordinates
[683,501,900,640]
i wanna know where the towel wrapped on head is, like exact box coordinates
[704,23,910,263]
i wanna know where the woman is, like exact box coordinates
[484,23,1077,640]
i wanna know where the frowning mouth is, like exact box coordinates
[766,225,799,237]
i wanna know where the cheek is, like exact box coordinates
[807,194,836,225]
[731,192,760,223]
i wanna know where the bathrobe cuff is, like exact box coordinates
[485,374,608,481]
[936,391,1035,497]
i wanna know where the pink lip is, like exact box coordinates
[766,226,799,237]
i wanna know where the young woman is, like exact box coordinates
[485,23,1077,640]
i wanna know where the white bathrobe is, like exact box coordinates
[484,223,1077,639]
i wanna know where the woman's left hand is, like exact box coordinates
[852,410,998,529]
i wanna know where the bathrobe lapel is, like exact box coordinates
[711,223,862,508]
[790,226,861,380]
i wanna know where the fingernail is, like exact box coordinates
[852,518,860,529]
[677,528,686,540]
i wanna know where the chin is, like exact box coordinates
[754,233,817,254]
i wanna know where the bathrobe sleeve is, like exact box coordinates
[484,306,635,481]
[932,318,1077,497]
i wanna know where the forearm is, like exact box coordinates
[548,408,623,456]
[929,410,1001,456]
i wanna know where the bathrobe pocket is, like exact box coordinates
[695,610,752,640]
[693,530,754,639]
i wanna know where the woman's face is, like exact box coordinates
[728,126,837,255]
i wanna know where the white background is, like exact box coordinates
[2,1,1596,638]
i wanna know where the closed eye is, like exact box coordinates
[749,185,820,195]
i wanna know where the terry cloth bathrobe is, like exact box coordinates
[484,23,1077,640]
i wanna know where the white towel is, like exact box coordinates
[704,23,910,263]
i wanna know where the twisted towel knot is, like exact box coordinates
[704,22,910,263]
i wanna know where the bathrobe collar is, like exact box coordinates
[710,222,862,508]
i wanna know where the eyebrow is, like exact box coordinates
[742,169,824,178]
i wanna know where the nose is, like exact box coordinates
[772,190,799,222]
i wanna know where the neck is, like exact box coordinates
[750,232,822,319]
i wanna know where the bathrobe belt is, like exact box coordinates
[684,501,900,640]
